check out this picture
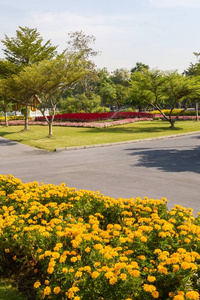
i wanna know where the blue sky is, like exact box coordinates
[1,0,200,73]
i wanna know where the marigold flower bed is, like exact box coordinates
[0,175,200,300]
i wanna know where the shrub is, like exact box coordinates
[0,175,200,300]
[150,109,200,117]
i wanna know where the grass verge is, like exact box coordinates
[0,120,200,151]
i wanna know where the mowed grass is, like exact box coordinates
[0,120,200,151]
[0,279,27,300]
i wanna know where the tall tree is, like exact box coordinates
[184,54,200,121]
[1,26,58,129]
[0,60,18,125]
[130,69,195,127]
[12,53,89,136]
[1,26,57,67]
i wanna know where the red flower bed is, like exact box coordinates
[35,112,153,122]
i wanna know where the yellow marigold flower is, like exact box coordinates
[85,247,90,253]
[178,292,184,296]
[147,276,156,282]
[43,286,51,296]
[181,262,190,270]
[119,237,126,243]
[44,250,52,257]
[113,230,120,236]
[109,277,117,285]
[47,267,54,274]
[158,266,168,275]
[140,236,147,242]
[143,284,156,292]
[75,271,82,278]
[154,249,162,254]
[120,273,127,281]
[137,255,146,260]
[71,256,77,263]
[33,281,41,288]
[69,268,74,272]
[173,296,184,300]
[44,280,49,285]
[62,267,68,273]
[129,270,140,277]
[105,271,114,279]
[94,262,101,267]
[169,292,175,297]
[173,265,180,272]
[53,287,61,294]
[83,266,91,273]
[185,291,200,299]
[92,271,100,279]
[74,297,80,300]
[130,261,139,269]
[4,249,10,253]
[152,291,159,298]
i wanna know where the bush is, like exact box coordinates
[150,109,200,116]
[0,175,200,300]
[0,116,32,122]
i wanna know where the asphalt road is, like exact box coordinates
[0,133,200,216]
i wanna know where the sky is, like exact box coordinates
[1,0,200,73]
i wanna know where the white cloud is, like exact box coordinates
[149,0,200,8]
[25,10,153,55]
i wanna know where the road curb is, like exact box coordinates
[54,131,200,152]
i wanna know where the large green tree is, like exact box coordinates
[0,60,19,125]
[12,53,89,136]
[1,26,57,67]
[1,26,58,129]
[130,69,195,127]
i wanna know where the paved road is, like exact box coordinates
[0,134,200,216]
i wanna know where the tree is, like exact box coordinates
[184,54,200,121]
[0,78,14,126]
[130,69,195,127]
[1,26,58,129]
[1,26,57,67]
[99,81,116,108]
[12,53,89,136]
[0,60,18,125]
[131,62,150,73]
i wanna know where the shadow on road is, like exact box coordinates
[126,145,200,173]
[0,138,18,146]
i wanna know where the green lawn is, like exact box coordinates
[0,279,27,300]
[0,120,200,151]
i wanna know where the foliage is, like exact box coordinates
[0,175,200,300]
[151,109,200,116]
[59,93,102,113]
[130,69,197,127]
[1,26,57,67]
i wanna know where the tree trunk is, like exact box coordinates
[4,110,8,126]
[169,119,175,128]
[24,104,29,131]
[48,121,53,137]
[195,101,199,122]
